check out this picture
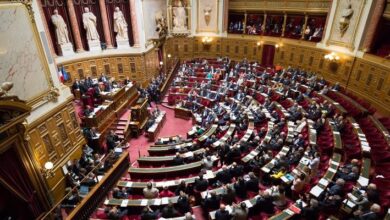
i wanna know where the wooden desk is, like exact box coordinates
[138,149,205,166]
[146,111,167,142]
[212,124,236,148]
[198,124,218,142]
[148,142,194,156]
[128,161,203,179]
[130,98,149,137]
[317,93,347,115]
[174,106,192,119]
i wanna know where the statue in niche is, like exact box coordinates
[339,0,354,37]
[51,9,70,45]
[203,5,212,26]
[172,0,187,31]
[155,10,167,38]
[82,7,100,41]
[113,7,128,40]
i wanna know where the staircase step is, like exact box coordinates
[116,125,126,130]
[115,130,124,134]
[118,121,128,125]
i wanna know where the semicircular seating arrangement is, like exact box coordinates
[89,58,390,220]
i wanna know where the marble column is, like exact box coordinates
[66,0,84,52]
[361,0,385,52]
[281,13,287,37]
[301,14,308,40]
[129,0,140,47]
[98,0,114,48]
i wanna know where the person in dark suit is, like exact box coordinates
[245,172,259,192]
[106,130,120,151]
[140,206,158,220]
[172,152,184,166]
[216,166,232,184]
[161,202,179,218]
[194,175,209,192]
[300,199,319,220]
[234,177,247,199]
[203,191,221,211]
[176,191,191,213]
[215,204,230,220]
[254,190,274,214]
[352,203,381,220]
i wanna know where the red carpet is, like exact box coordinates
[127,104,193,164]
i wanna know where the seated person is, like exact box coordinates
[140,206,159,220]
[203,191,221,211]
[161,202,179,218]
[143,182,159,199]
[215,204,231,220]
[159,186,175,197]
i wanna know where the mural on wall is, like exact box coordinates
[197,0,218,33]
[327,0,364,50]
[168,0,190,35]
[0,2,56,107]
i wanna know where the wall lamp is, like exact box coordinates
[167,54,171,58]
[324,52,340,62]
[202,37,213,45]
[42,161,54,178]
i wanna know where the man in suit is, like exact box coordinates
[172,152,184,166]
[194,175,208,192]
[245,172,259,192]
[106,130,120,151]
[203,191,221,211]
[216,166,232,184]
[352,203,381,220]
[215,204,230,220]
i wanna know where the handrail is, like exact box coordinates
[159,59,180,98]
[40,151,129,220]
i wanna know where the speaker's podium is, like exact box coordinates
[129,98,149,137]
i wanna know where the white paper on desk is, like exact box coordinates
[126,182,133,187]
[328,167,337,173]
[211,155,218,161]
[362,146,371,152]
[165,180,175,186]
[262,166,271,173]
[152,199,161,206]
[97,175,103,182]
[346,200,356,208]
[121,199,128,207]
[183,151,194,158]
[285,209,294,215]
[114,148,123,153]
[358,176,369,187]
[244,200,253,208]
[140,199,148,206]
[161,197,169,205]
[155,182,165,187]
[205,170,215,179]
[330,160,339,166]
[104,199,109,205]
[310,185,324,197]
[319,178,329,186]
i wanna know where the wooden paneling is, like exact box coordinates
[27,99,85,203]
[165,36,390,116]
[60,49,160,87]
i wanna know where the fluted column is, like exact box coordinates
[98,0,114,48]
[361,0,385,52]
[223,0,229,33]
[129,0,140,47]
[281,13,287,37]
[66,0,84,52]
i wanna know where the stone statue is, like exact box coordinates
[51,9,69,45]
[173,0,187,31]
[82,7,99,41]
[203,5,212,26]
[113,7,128,40]
[155,10,167,38]
[339,1,353,37]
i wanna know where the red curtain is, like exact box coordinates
[73,0,105,50]
[261,44,275,67]
[104,0,134,47]
[0,147,43,218]
[40,0,75,55]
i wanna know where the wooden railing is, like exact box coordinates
[159,59,180,98]
[40,151,129,220]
